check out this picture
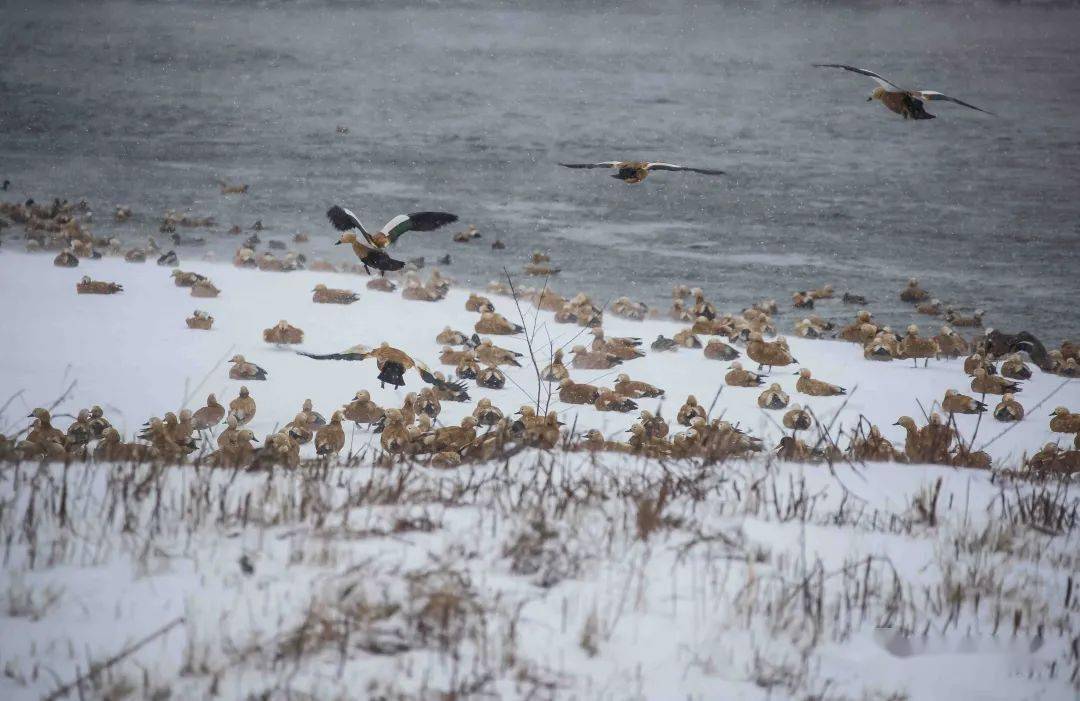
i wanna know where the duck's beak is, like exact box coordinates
[891,421,901,426]
[334,240,342,246]
[866,96,874,102]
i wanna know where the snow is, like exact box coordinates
[0,250,1077,700]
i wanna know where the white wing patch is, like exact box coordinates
[380,214,411,235]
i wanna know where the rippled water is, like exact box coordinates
[1,0,1078,342]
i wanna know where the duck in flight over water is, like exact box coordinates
[558,160,725,184]
[814,64,995,120]
[327,205,458,274]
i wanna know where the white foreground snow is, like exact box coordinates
[0,251,1077,700]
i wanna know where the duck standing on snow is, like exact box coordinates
[814,64,995,120]
[747,333,797,373]
[558,160,725,184]
[899,325,939,368]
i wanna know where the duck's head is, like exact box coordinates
[868,86,887,102]
[336,232,358,246]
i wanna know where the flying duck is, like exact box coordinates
[298,342,468,396]
[814,64,995,119]
[558,160,724,184]
[327,205,456,262]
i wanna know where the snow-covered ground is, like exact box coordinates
[1,251,1078,700]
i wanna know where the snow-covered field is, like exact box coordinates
[1,251,1078,700]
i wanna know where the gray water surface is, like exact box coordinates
[1,0,1078,342]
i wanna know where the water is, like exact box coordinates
[2,0,1078,343]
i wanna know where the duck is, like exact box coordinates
[916,299,943,316]
[1049,408,1080,434]
[838,311,876,344]
[397,273,440,302]
[791,291,814,309]
[704,339,740,361]
[594,390,639,413]
[229,387,257,425]
[971,368,1020,396]
[54,249,79,267]
[219,181,249,195]
[476,339,524,367]
[559,379,602,405]
[934,326,969,358]
[571,345,622,370]
[157,250,179,267]
[314,411,346,456]
[726,361,765,388]
[677,396,708,426]
[75,276,123,294]
[477,365,506,389]
[899,325,939,368]
[993,394,1024,423]
[999,353,1032,381]
[746,333,797,373]
[848,425,903,462]
[25,409,68,446]
[440,346,475,366]
[192,394,226,431]
[436,327,473,346]
[945,308,985,328]
[941,389,987,415]
[344,390,384,426]
[757,383,790,410]
[456,355,481,380]
[558,160,724,184]
[229,355,268,381]
[613,373,664,399]
[94,428,157,463]
[191,279,220,298]
[795,368,846,396]
[380,403,412,453]
[963,353,996,377]
[332,231,406,275]
[611,297,648,321]
[186,310,214,330]
[472,399,504,426]
[590,329,645,360]
[171,269,206,287]
[465,293,495,313]
[673,328,702,349]
[651,335,679,353]
[782,405,813,433]
[815,64,994,119]
[475,311,524,335]
[841,292,868,305]
[312,284,359,304]
[263,320,304,345]
[428,417,479,453]
[541,349,570,382]
[327,205,457,267]
[898,278,930,303]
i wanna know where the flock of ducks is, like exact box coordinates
[3,226,1078,474]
